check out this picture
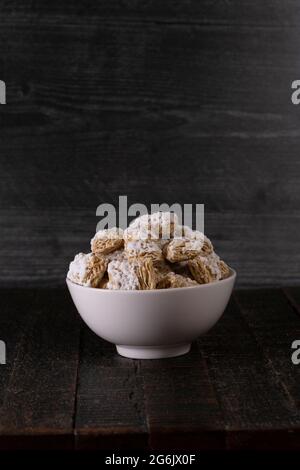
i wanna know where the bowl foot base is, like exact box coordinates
[116,343,191,359]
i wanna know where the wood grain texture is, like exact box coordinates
[198,294,300,450]
[0,289,80,450]
[233,289,300,448]
[0,287,300,449]
[74,287,300,450]
[1,1,300,26]
[0,2,299,287]
[284,287,300,316]
[140,344,225,450]
[75,329,148,450]
[234,289,300,439]
[0,290,36,409]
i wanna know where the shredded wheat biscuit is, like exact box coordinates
[163,238,201,262]
[218,259,231,279]
[164,230,213,263]
[67,252,107,287]
[125,239,163,263]
[106,248,126,263]
[124,211,178,241]
[176,227,213,254]
[107,257,157,290]
[188,252,228,284]
[134,258,157,290]
[107,259,140,290]
[152,260,172,286]
[157,272,198,289]
[91,227,124,255]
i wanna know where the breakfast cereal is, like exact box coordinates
[188,252,230,284]
[67,211,231,290]
[91,227,124,255]
[125,239,163,263]
[67,252,108,287]
[157,272,198,289]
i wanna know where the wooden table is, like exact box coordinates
[0,287,300,450]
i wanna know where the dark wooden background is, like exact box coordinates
[0,1,300,288]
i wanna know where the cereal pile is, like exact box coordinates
[67,212,231,290]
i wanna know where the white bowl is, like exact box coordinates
[66,269,236,359]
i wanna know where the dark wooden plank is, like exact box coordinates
[0,16,299,289]
[198,295,300,450]
[234,289,300,409]
[1,25,299,129]
[2,287,300,450]
[284,287,300,317]
[0,290,36,409]
[75,330,148,450]
[0,1,300,26]
[0,289,80,450]
[140,344,225,450]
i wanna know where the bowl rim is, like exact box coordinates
[66,268,236,294]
